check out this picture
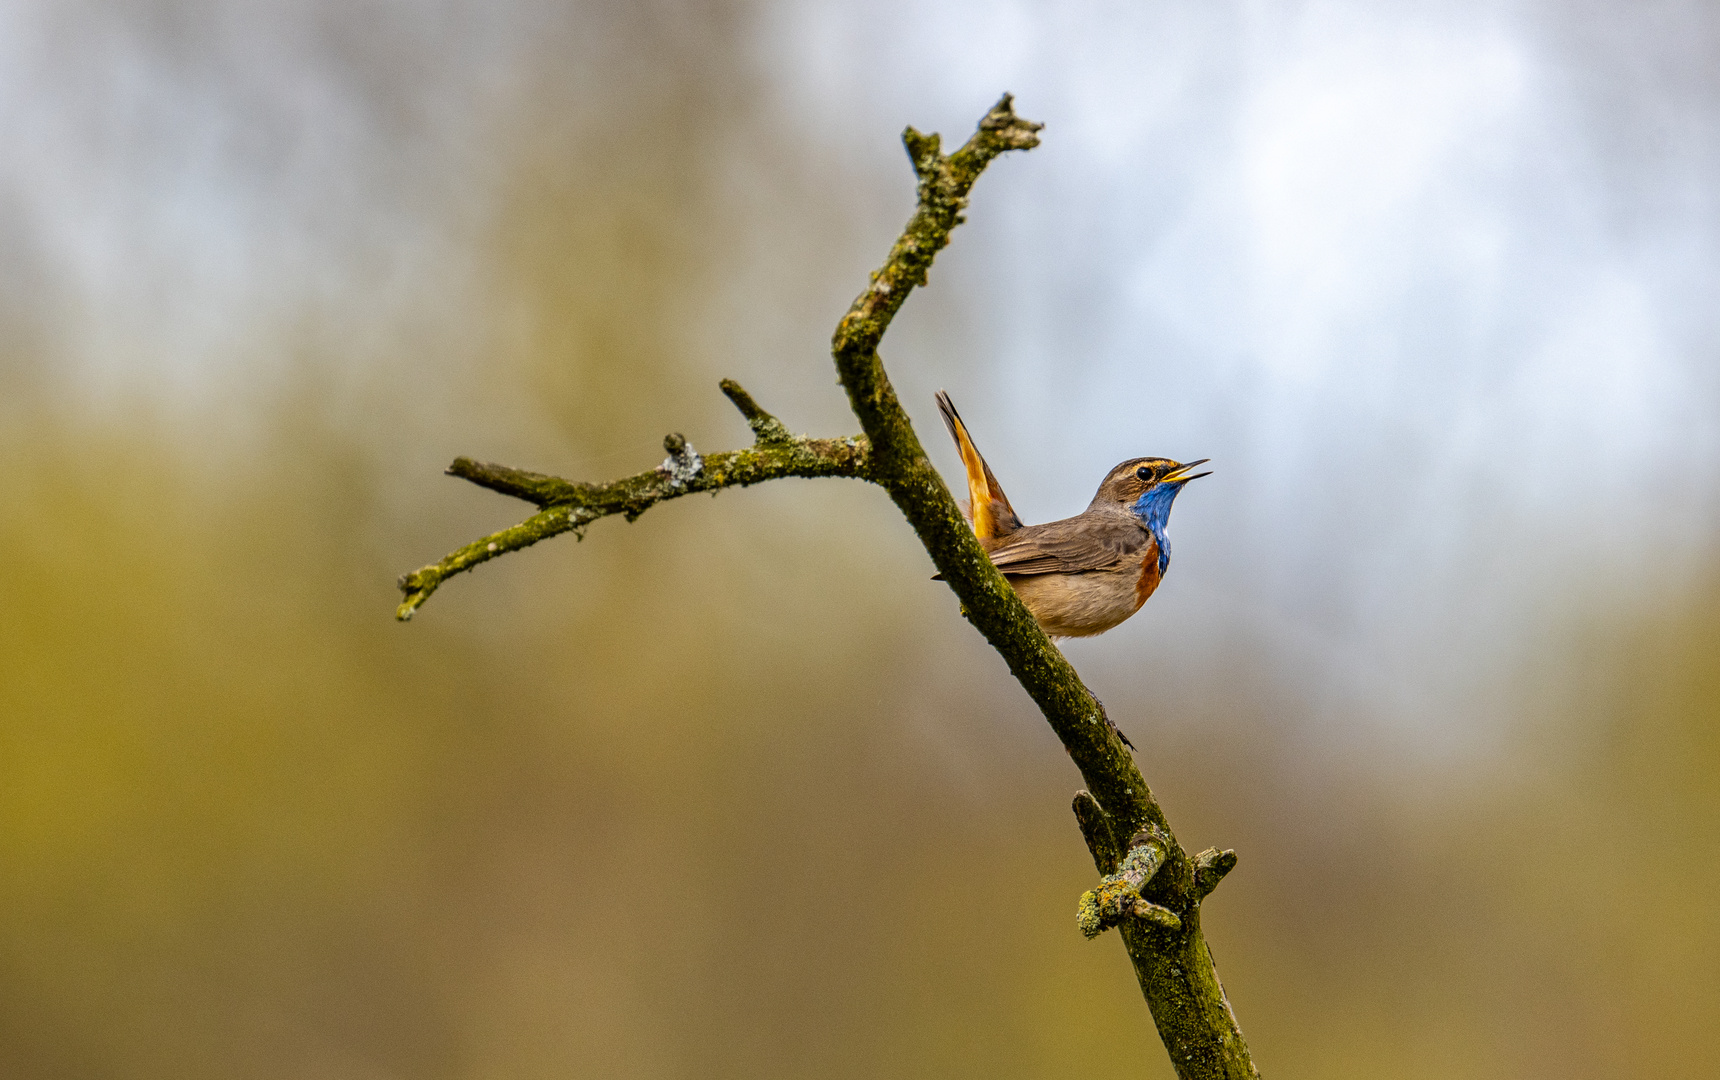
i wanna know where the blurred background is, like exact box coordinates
[3,1,1718,1077]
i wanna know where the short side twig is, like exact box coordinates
[1193,848,1239,900]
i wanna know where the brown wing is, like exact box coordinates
[935,390,1022,540]
[984,514,1152,576]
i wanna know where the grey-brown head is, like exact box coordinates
[1088,457,1212,510]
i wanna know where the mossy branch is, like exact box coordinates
[826,93,1257,1080]
[394,386,870,620]
[393,94,1255,1080]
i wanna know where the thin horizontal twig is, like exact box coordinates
[394,387,870,620]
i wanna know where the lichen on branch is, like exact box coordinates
[1078,828,1182,938]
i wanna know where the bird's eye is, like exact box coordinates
[1135,466,1152,481]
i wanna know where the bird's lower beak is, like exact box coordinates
[1165,458,1212,483]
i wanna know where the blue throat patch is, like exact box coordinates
[1130,482,1187,576]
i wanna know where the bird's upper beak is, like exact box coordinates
[1163,458,1212,484]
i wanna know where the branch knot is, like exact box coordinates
[1077,825,1181,938]
[658,433,704,488]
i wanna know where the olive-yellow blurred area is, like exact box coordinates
[4,2,1718,1078]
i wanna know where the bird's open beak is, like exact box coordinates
[1164,458,1212,483]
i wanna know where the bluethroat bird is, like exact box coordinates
[935,390,1209,640]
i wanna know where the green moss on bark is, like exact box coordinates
[827,95,1258,1080]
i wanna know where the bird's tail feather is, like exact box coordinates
[934,390,1022,539]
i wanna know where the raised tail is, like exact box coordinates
[935,390,1023,540]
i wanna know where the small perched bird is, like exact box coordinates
[935,390,1209,639]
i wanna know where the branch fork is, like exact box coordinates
[1074,788,1238,927]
